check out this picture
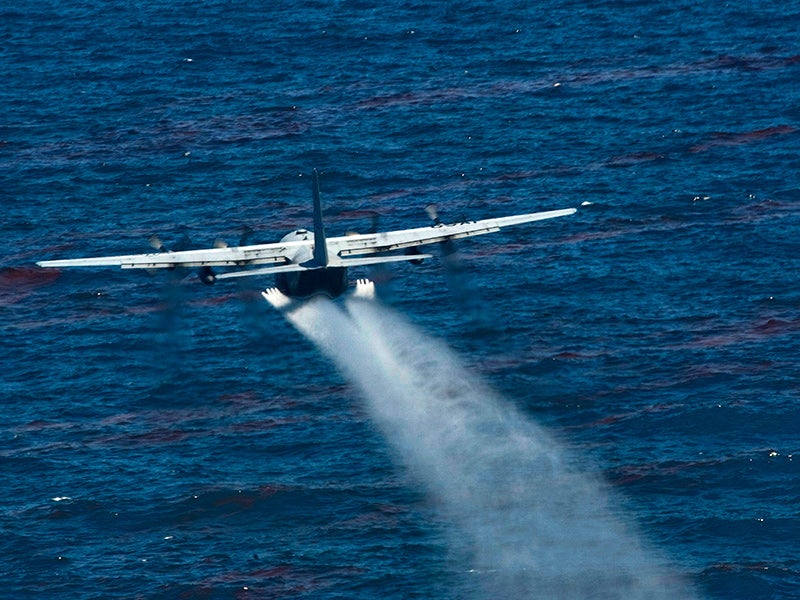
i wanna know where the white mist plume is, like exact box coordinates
[275,295,696,599]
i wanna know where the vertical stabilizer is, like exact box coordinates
[311,169,329,266]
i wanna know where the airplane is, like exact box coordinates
[37,170,577,300]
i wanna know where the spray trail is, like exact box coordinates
[273,294,696,599]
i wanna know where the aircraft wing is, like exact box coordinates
[36,207,576,278]
[36,240,310,270]
[327,207,577,258]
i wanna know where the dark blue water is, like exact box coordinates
[2,1,799,598]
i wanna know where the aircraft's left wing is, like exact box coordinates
[36,240,310,270]
[327,208,576,258]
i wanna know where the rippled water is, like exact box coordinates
[2,1,799,598]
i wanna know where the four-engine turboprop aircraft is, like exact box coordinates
[37,170,577,299]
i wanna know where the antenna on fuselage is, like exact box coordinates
[311,169,329,267]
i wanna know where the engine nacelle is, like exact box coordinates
[405,246,425,265]
[198,266,216,285]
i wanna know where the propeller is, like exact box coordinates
[424,204,457,257]
[346,212,380,237]
[172,227,193,252]
[425,204,442,226]
[237,225,254,247]
[147,229,219,285]
[424,203,471,287]
[146,234,171,276]
[148,227,191,252]
[148,234,167,252]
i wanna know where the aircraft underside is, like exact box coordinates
[275,267,348,299]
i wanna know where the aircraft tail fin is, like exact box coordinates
[311,169,329,267]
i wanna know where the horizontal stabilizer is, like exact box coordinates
[215,263,312,280]
[214,252,435,281]
[338,253,434,268]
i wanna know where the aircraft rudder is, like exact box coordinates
[311,169,329,267]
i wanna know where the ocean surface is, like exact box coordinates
[2,1,799,598]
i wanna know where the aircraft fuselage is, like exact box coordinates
[276,228,348,298]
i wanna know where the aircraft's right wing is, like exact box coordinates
[326,208,577,259]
